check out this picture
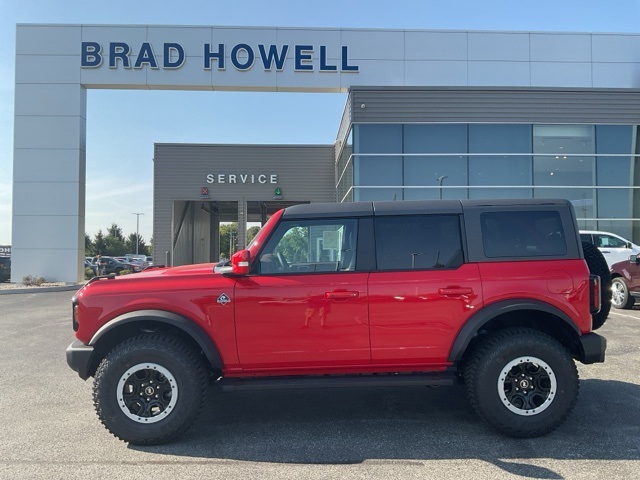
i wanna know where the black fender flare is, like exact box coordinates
[447,299,580,363]
[90,309,224,369]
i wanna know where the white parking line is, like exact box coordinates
[608,311,640,320]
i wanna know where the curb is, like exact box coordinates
[0,284,82,295]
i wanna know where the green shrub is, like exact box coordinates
[22,274,45,286]
[85,267,96,280]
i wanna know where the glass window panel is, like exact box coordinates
[469,125,532,199]
[403,124,468,200]
[596,125,633,223]
[533,124,595,216]
[374,215,463,270]
[353,124,403,201]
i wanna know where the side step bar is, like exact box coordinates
[219,372,458,392]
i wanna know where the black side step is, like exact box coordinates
[219,372,458,392]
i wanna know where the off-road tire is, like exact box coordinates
[464,328,579,438]
[611,277,635,309]
[582,241,611,330]
[93,333,207,445]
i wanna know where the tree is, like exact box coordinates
[277,226,309,262]
[219,223,238,260]
[93,230,106,255]
[125,233,149,256]
[107,223,125,241]
[104,223,126,255]
[247,226,260,245]
[85,233,95,256]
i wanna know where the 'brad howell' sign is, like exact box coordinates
[81,41,360,73]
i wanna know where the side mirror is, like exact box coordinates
[629,254,639,263]
[627,242,633,249]
[231,249,251,276]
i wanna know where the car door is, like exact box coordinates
[368,214,483,367]
[233,217,370,370]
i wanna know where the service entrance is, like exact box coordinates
[170,199,307,266]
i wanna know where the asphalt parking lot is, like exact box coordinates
[1,291,639,480]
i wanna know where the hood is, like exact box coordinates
[77,262,231,297]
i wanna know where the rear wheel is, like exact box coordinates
[611,277,635,309]
[464,328,579,437]
[582,242,611,330]
[93,333,207,445]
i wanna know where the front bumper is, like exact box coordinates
[66,339,94,380]
[578,332,607,364]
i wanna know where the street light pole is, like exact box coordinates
[437,175,448,200]
[132,212,144,255]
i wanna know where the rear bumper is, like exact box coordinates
[66,339,94,380]
[578,332,607,364]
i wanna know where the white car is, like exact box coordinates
[580,230,640,267]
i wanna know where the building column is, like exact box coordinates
[12,25,86,283]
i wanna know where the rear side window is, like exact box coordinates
[374,215,463,270]
[481,211,567,258]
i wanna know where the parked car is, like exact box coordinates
[84,259,98,276]
[93,256,141,274]
[580,230,640,267]
[610,255,640,309]
[126,258,148,270]
[0,256,10,282]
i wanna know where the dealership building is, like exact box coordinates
[12,24,640,282]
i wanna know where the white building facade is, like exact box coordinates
[13,24,640,282]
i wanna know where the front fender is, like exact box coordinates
[90,309,224,370]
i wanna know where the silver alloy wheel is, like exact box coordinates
[611,279,627,308]
[497,356,556,416]
[117,363,178,423]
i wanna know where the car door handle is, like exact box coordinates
[438,287,473,297]
[325,291,359,300]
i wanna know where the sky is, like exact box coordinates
[1,0,640,245]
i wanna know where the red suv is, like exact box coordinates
[610,255,640,309]
[67,199,608,445]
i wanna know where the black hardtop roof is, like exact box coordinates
[282,199,571,219]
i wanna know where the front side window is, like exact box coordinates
[374,215,463,270]
[257,219,358,274]
[481,211,567,258]
[595,234,627,249]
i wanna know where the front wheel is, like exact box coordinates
[464,328,579,437]
[93,333,207,445]
[611,277,635,309]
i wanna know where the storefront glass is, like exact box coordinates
[348,122,637,239]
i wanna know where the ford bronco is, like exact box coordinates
[67,199,609,444]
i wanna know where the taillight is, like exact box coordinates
[589,274,601,316]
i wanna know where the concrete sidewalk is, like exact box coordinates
[0,283,82,295]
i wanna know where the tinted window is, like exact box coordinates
[374,215,463,270]
[580,233,593,244]
[258,219,358,274]
[481,211,567,258]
